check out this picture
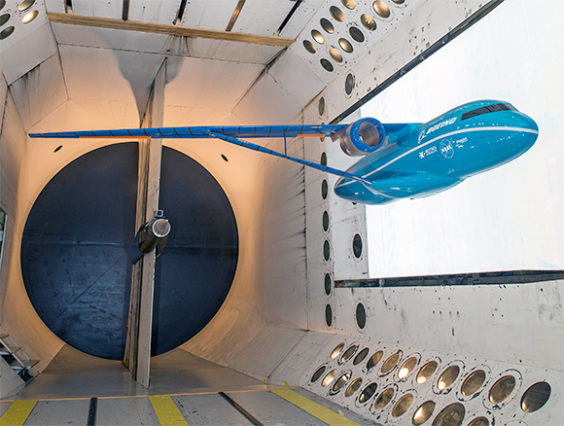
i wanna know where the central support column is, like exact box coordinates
[123,60,166,387]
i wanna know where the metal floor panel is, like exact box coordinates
[96,397,159,426]
[24,399,90,426]
[12,345,265,400]
[293,388,379,425]
[173,394,252,425]
[0,401,11,417]
[226,390,325,426]
[0,389,373,426]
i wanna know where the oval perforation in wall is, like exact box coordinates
[311,365,327,383]
[434,362,464,394]
[417,360,439,384]
[520,381,551,413]
[330,342,345,359]
[353,347,369,365]
[380,350,402,376]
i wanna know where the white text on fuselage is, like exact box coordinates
[418,117,457,143]
[418,145,437,159]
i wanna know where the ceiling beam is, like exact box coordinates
[47,12,294,47]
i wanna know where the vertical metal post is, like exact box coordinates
[123,59,166,387]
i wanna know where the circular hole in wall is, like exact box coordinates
[312,29,325,44]
[392,393,414,418]
[311,366,326,383]
[366,350,383,371]
[489,375,516,405]
[318,97,325,116]
[467,417,489,426]
[361,13,377,31]
[345,377,362,397]
[521,381,551,412]
[0,13,9,26]
[320,18,334,33]
[22,9,38,24]
[437,365,460,391]
[325,304,333,326]
[323,240,330,261]
[355,303,366,329]
[412,400,435,425]
[18,0,35,11]
[358,383,377,404]
[330,6,345,22]
[320,58,334,72]
[324,273,332,295]
[303,40,316,54]
[461,370,486,397]
[373,0,391,18]
[322,369,338,386]
[352,232,362,257]
[431,403,465,426]
[349,26,365,43]
[353,347,369,365]
[0,25,14,39]
[339,38,353,53]
[339,345,358,364]
[329,48,343,63]
[345,73,356,96]
[330,343,345,359]
[373,387,395,410]
[341,0,356,10]
[322,211,329,231]
[398,356,418,380]
[417,361,438,384]
[381,351,401,375]
[321,179,328,199]
[320,152,327,165]
[331,372,351,394]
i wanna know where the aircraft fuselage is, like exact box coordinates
[335,100,539,204]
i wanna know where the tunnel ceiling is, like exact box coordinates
[0,0,495,131]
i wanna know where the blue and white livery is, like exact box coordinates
[29,100,539,205]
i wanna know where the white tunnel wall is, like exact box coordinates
[0,70,26,317]
[0,68,68,375]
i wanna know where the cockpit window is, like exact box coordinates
[461,103,516,121]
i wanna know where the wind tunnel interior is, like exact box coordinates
[1,0,563,425]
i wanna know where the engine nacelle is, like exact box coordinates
[338,117,386,156]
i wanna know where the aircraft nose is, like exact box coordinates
[511,112,539,153]
[517,112,539,132]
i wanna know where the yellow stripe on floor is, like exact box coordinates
[271,388,359,426]
[149,395,188,426]
[0,400,37,426]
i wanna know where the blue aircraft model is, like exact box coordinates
[29,100,538,204]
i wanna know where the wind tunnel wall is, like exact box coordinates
[1,0,562,423]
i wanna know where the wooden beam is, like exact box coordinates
[47,12,294,47]
[123,59,166,388]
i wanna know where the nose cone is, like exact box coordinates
[515,112,539,151]
[518,112,539,132]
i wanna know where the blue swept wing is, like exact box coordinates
[28,124,370,184]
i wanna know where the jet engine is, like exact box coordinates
[336,117,386,156]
